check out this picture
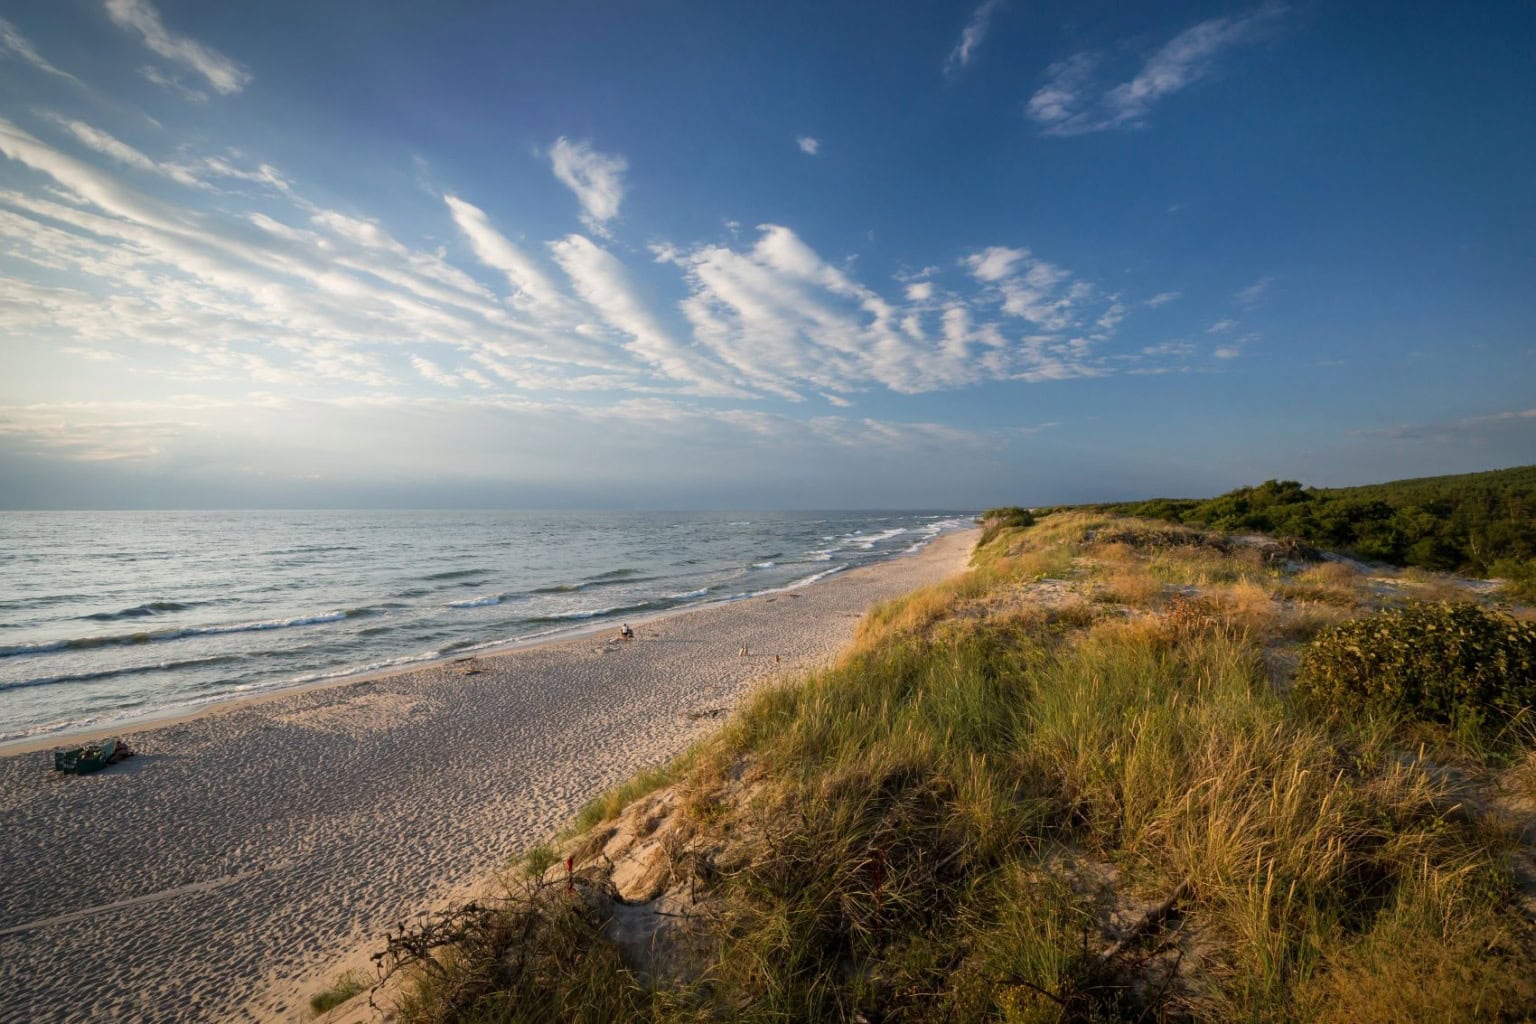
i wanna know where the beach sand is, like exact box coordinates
[0,528,976,1024]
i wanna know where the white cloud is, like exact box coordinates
[1025,52,1098,127]
[548,232,744,397]
[946,0,1004,74]
[796,136,820,155]
[0,16,81,84]
[0,96,1211,473]
[1027,4,1285,135]
[964,245,1027,283]
[443,194,570,316]
[48,116,211,188]
[1145,290,1181,307]
[105,0,251,96]
[1096,302,1127,331]
[1206,318,1236,333]
[1142,340,1194,357]
[548,137,627,235]
[1235,275,1273,305]
[1213,332,1257,359]
[139,64,206,103]
[410,354,461,388]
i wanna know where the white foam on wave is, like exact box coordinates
[856,527,908,550]
[448,595,502,608]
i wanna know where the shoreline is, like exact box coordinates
[0,527,978,1024]
[0,540,919,757]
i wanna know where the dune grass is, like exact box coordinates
[387,513,1536,1023]
[310,970,367,1016]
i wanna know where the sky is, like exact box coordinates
[0,0,1532,509]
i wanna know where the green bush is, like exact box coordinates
[1491,557,1536,603]
[1296,603,1536,737]
[977,506,1034,547]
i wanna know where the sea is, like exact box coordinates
[0,509,973,744]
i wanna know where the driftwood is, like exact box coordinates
[1097,878,1191,964]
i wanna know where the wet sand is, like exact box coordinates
[0,529,976,1024]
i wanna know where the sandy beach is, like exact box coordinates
[0,528,975,1024]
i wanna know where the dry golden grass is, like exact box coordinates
[1212,580,1280,636]
[1099,570,1165,608]
[1277,561,1367,608]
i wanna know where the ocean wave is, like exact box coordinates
[668,587,709,600]
[0,592,91,612]
[530,583,582,594]
[260,544,364,556]
[583,564,638,580]
[0,609,364,658]
[524,598,670,624]
[752,561,776,568]
[423,568,491,581]
[779,564,848,591]
[0,654,247,693]
[448,594,506,608]
[79,600,198,622]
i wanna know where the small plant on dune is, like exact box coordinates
[521,843,557,879]
[1296,602,1536,742]
[309,971,367,1015]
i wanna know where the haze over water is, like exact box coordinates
[0,509,970,742]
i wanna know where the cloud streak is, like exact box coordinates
[0,16,82,84]
[946,0,1004,74]
[105,0,251,95]
[1027,4,1285,135]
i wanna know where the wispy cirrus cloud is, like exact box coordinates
[0,93,1228,475]
[1358,408,1536,444]
[1027,4,1285,135]
[946,0,1004,74]
[548,137,627,236]
[105,0,251,95]
[1235,274,1274,305]
[0,16,81,84]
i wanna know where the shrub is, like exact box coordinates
[978,506,1035,547]
[1296,603,1536,738]
[1492,557,1536,603]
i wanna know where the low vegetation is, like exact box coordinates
[309,970,367,1015]
[1087,465,1536,600]
[361,510,1536,1023]
[1298,603,1536,745]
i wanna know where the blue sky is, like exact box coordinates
[0,0,1531,508]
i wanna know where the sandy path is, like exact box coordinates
[0,529,975,1024]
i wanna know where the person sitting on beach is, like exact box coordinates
[619,622,634,640]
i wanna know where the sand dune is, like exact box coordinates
[0,529,975,1024]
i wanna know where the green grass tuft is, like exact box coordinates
[309,971,366,1015]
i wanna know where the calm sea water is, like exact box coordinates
[0,510,971,743]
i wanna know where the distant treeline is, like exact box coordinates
[1075,465,1536,581]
